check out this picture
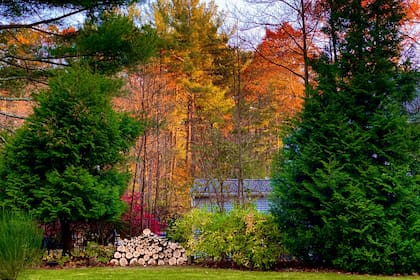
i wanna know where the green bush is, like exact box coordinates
[169,206,285,270]
[84,241,114,264]
[0,210,43,280]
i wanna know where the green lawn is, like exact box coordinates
[20,267,418,280]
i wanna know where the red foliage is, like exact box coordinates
[121,192,164,236]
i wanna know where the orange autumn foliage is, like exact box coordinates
[243,23,305,125]
[61,26,77,36]
[0,91,34,131]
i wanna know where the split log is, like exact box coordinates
[125,252,133,260]
[110,259,119,266]
[143,228,152,235]
[177,257,186,265]
[138,258,145,266]
[119,257,128,267]
[129,258,138,266]
[173,249,181,258]
[117,245,126,253]
[168,257,177,266]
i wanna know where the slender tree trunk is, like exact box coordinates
[233,46,244,205]
[130,140,142,237]
[139,75,148,232]
[220,181,225,212]
[170,130,177,182]
[154,132,161,221]
[140,132,147,232]
[300,0,310,88]
[186,92,193,178]
[327,0,338,62]
[190,93,197,179]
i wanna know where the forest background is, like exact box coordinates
[0,0,418,236]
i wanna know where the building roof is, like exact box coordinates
[192,178,272,198]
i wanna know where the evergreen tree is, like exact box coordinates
[0,65,143,254]
[271,0,420,274]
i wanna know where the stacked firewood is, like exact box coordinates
[109,228,188,266]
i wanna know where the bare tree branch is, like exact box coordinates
[0,111,27,120]
[4,54,70,67]
[0,8,88,30]
[0,96,33,101]
[30,26,67,37]
[0,123,16,134]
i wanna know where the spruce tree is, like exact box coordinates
[271,0,420,274]
[0,65,143,254]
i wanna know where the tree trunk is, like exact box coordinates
[300,0,310,88]
[329,0,338,63]
[130,140,143,237]
[186,91,193,177]
[233,46,244,205]
[140,132,147,232]
[61,220,72,255]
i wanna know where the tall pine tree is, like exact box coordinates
[271,0,420,274]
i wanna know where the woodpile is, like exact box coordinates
[110,228,187,267]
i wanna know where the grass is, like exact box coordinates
[20,267,418,280]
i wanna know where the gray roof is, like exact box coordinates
[192,178,272,198]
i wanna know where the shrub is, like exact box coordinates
[42,242,114,267]
[0,210,43,280]
[169,206,285,270]
[84,241,114,264]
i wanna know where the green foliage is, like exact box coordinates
[84,241,114,264]
[42,242,113,266]
[34,166,129,222]
[271,0,420,274]
[169,206,284,270]
[76,14,159,74]
[0,65,142,232]
[0,210,43,280]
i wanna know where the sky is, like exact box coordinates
[205,0,267,48]
[213,0,245,10]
